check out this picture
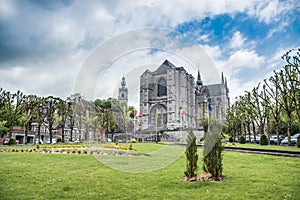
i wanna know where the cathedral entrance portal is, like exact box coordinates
[150,104,167,131]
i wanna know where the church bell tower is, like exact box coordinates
[118,75,128,105]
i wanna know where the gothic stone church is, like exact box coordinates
[139,60,230,132]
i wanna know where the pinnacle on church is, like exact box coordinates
[196,70,203,86]
[221,72,224,84]
[225,77,229,93]
[121,74,126,87]
[162,59,171,66]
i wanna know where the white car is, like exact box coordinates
[73,139,80,143]
[281,134,300,146]
[46,138,57,144]
[35,139,44,144]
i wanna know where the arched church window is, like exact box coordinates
[157,78,167,97]
[121,94,124,98]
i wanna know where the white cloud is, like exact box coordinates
[247,0,295,24]
[225,49,265,72]
[230,31,246,49]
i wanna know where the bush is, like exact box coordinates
[184,129,198,178]
[8,138,16,145]
[229,137,233,143]
[296,135,300,148]
[260,134,268,145]
[203,130,223,178]
[239,136,245,144]
[130,139,137,143]
[56,138,62,143]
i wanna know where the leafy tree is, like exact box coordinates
[20,95,38,144]
[44,96,59,144]
[247,84,268,138]
[95,98,118,140]
[69,93,86,140]
[56,98,68,142]
[282,49,300,121]
[200,117,209,136]
[66,97,75,141]
[277,68,295,146]
[128,106,135,119]
[0,121,9,137]
[35,97,46,144]
[0,90,24,137]
[264,72,282,145]
[184,129,198,178]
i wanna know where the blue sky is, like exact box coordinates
[0,0,299,108]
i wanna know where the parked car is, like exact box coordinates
[106,138,112,143]
[46,138,57,144]
[280,133,300,146]
[269,135,285,145]
[269,135,278,145]
[2,138,10,145]
[245,135,260,144]
[73,139,80,143]
[35,139,44,144]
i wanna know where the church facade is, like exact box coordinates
[139,60,230,132]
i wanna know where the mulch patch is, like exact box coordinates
[182,172,225,182]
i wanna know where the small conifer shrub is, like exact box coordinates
[184,129,198,178]
[260,134,268,145]
[239,136,245,144]
[296,135,300,148]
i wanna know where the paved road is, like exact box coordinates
[222,146,300,158]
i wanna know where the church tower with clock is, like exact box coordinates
[118,75,128,106]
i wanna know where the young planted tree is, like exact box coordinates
[203,122,223,178]
[184,129,198,178]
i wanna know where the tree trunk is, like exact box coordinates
[243,124,247,139]
[49,124,53,144]
[260,121,264,136]
[24,123,29,144]
[247,122,251,144]
[275,119,280,145]
[37,124,41,144]
[62,124,65,143]
[266,117,270,145]
[287,114,292,146]
[252,121,256,143]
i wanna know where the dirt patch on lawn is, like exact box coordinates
[182,172,225,182]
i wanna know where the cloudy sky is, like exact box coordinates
[0,0,299,109]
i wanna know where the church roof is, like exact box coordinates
[153,59,176,74]
[206,84,224,96]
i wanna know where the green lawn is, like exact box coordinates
[232,143,300,151]
[0,144,299,200]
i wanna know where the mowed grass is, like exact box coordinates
[232,143,300,152]
[0,144,299,200]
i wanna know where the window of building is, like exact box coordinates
[157,78,167,97]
